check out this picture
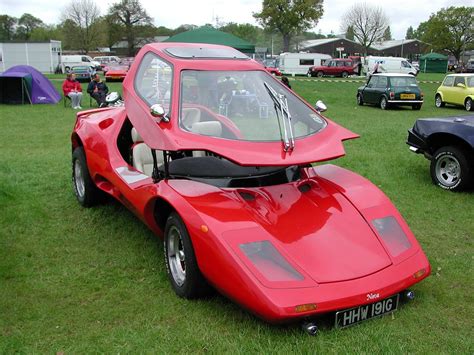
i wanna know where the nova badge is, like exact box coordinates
[367,293,380,301]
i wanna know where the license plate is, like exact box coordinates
[400,94,415,99]
[335,294,399,328]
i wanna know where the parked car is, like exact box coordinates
[264,66,282,76]
[70,42,430,333]
[407,115,474,191]
[307,58,355,78]
[435,74,474,111]
[104,64,129,82]
[71,65,94,82]
[357,73,423,110]
[466,60,474,73]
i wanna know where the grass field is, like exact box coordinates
[1,75,473,353]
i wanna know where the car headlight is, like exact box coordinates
[372,216,411,257]
[239,241,304,282]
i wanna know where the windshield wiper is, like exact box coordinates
[263,82,295,152]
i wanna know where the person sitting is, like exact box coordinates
[87,73,109,107]
[62,73,83,109]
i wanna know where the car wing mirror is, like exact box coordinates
[150,104,169,122]
[456,83,466,88]
[315,100,327,112]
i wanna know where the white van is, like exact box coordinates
[364,56,418,76]
[61,55,101,73]
[279,52,332,76]
[93,56,120,65]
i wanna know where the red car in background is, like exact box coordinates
[70,42,430,334]
[105,64,129,82]
[265,66,282,76]
[308,58,356,78]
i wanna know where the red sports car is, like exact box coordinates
[105,64,129,82]
[71,42,430,334]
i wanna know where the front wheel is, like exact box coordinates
[164,212,210,299]
[435,94,445,108]
[430,146,472,191]
[380,96,388,110]
[357,93,364,106]
[465,97,473,111]
[316,71,324,78]
[72,147,102,207]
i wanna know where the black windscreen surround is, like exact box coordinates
[165,47,249,60]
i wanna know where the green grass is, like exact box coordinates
[1,78,473,353]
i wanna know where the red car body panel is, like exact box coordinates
[105,65,129,81]
[71,42,430,324]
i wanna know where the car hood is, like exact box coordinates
[168,177,392,284]
[413,115,474,139]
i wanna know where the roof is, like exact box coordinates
[163,26,255,53]
[420,52,448,60]
[445,73,474,77]
[300,37,360,49]
[371,39,421,50]
[372,73,415,77]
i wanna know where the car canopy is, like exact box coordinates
[0,65,61,104]
[123,43,358,166]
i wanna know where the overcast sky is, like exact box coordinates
[1,0,471,39]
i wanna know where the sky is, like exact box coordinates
[1,0,472,40]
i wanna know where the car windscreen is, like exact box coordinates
[179,70,327,142]
[390,77,418,87]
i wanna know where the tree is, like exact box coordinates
[0,15,17,41]
[220,22,263,45]
[420,6,474,61]
[17,13,44,40]
[61,0,102,53]
[406,26,415,39]
[253,0,324,52]
[346,25,355,41]
[383,26,392,41]
[30,25,63,42]
[341,3,389,55]
[108,0,153,56]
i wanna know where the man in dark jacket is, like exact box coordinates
[87,74,109,107]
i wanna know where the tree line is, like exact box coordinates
[0,0,472,61]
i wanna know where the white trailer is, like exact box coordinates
[279,52,331,76]
[364,56,418,76]
[0,40,62,73]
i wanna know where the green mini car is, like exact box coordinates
[357,73,424,110]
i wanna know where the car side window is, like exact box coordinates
[336,61,344,67]
[344,61,352,67]
[376,76,387,88]
[82,57,90,62]
[401,61,411,68]
[367,76,378,88]
[454,76,465,86]
[135,52,173,108]
[442,76,455,87]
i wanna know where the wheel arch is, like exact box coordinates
[427,133,474,157]
[435,91,444,101]
[71,132,84,153]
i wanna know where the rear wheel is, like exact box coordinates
[357,93,364,106]
[435,94,445,108]
[465,97,473,111]
[316,71,324,78]
[72,147,101,207]
[380,96,388,110]
[430,146,472,191]
[164,212,210,299]
[341,71,348,78]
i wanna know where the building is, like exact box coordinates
[0,40,62,73]
[370,39,430,60]
[300,38,366,57]
[300,38,430,60]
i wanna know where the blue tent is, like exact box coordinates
[0,65,61,104]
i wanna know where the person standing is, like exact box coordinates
[87,73,109,107]
[62,73,83,109]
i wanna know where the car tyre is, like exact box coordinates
[430,146,472,191]
[357,93,364,106]
[412,104,422,110]
[316,71,324,78]
[341,71,348,78]
[380,96,388,110]
[435,94,445,108]
[72,147,102,207]
[164,212,211,299]
[465,97,473,111]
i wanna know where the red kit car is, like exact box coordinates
[71,43,430,334]
[104,64,129,82]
